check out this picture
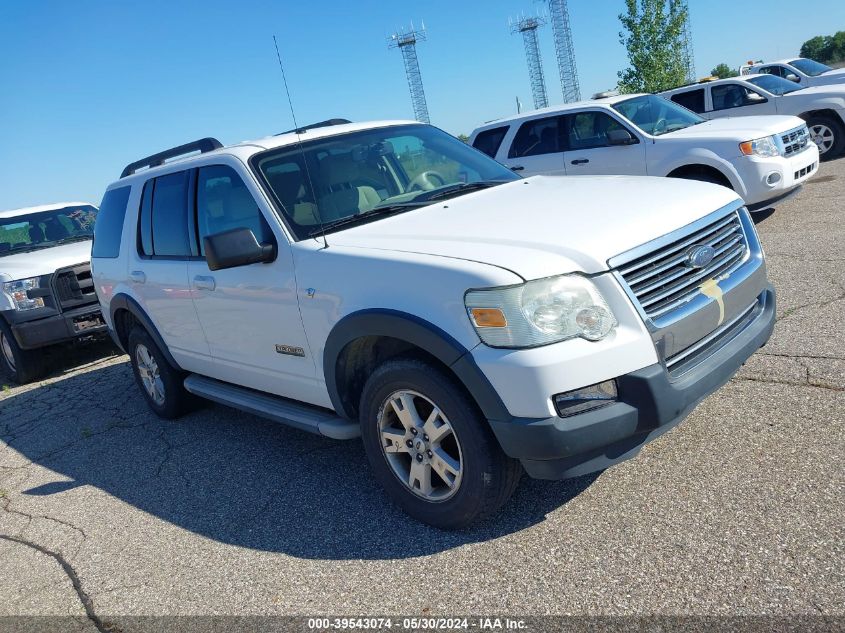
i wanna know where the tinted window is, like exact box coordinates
[564,111,625,149]
[745,75,802,96]
[759,65,784,78]
[670,88,705,114]
[138,180,154,256]
[508,116,563,158]
[472,127,509,158]
[92,188,129,258]
[197,165,273,255]
[789,58,832,77]
[151,171,190,257]
[1,204,98,258]
[711,84,766,110]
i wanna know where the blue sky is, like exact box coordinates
[1,0,843,209]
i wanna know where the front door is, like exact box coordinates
[187,162,322,405]
[498,115,567,177]
[561,110,647,175]
[706,82,778,119]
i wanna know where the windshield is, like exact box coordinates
[612,94,704,136]
[0,205,97,257]
[789,58,833,77]
[746,75,802,95]
[252,124,518,239]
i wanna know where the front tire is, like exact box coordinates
[0,321,46,384]
[359,358,521,529]
[807,115,845,160]
[127,327,193,419]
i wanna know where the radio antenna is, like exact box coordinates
[273,35,327,248]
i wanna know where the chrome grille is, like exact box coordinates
[54,263,97,310]
[617,212,748,320]
[781,125,809,157]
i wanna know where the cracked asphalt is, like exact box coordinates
[1,158,843,628]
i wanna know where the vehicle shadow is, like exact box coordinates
[0,362,598,561]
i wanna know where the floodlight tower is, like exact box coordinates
[510,16,549,110]
[388,23,431,124]
[545,0,580,102]
[678,0,696,81]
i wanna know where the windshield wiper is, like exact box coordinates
[56,235,93,245]
[307,204,425,238]
[415,180,507,203]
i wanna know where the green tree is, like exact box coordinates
[800,35,834,62]
[617,0,689,93]
[457,133,470,143]
[710,63,737,79]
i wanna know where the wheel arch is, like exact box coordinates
[109,293,182,370]
[323,309,510,424]
[666,163,736,190]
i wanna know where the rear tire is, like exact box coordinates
[0,321,46,384]
[127,326,194,419]
[806,115,845,160]
[359,358,522,529]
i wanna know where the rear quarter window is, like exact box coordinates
[92,186,131,258]
[670,88,705,114]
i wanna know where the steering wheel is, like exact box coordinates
[408,170,447,192]
[653,117,668,135]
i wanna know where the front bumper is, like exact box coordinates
[732,144,819,208]
[489,285,775,480]
[8,303,107,350]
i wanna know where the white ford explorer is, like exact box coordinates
[469,93,818,211]
[662,74,845,159]
[741,58,845,89]
[1,202,105,383]
[91,120,775,527]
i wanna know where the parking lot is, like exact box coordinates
[1,160,843,626]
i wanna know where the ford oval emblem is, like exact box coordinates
[686,245,716,269]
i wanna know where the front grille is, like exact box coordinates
[54,263,97,310]
[617,212,748,320]
[781,125,810,156]
[794,162,816,180]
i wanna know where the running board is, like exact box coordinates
[183,374,360,440]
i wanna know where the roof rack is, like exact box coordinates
[120,137,223,178]
[277,118,352,136]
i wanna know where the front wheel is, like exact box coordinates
[359,358,521,528]
[807,115,845,160]
[0,321,46,384]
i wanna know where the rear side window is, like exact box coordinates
[472,126,509,158]
[508,116,563,158]
[196,165,273,256]
[92,187,130,258]
[670,89,705,114]
[137,171,191,258]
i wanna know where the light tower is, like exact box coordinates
[510,16,549,110]
[388,23,430,124]
[677,0,696,81]
[544,0,580,102]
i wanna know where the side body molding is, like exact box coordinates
[109,293,182,370]
[323,309,511,423]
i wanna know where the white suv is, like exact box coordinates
[1,202,105,383]
[469,93,818,211]
[741,58,845,89]
[92,120,775,527]
[662,74,845,159]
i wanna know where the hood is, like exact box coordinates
[328,176,740,280]
[0,240,92,281]
[666,115,804,140]
[814,68,845,86]
[781,84,845,102]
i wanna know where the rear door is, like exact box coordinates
[707,81,777,118]
[498,115,567,177]
[560,109,647,175]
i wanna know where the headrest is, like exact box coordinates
[321,155,360,187]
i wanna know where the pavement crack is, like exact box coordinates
[1,495,87,540]
[732,375,844,392]
[0,534,109,633]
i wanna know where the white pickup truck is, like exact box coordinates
[662,74,845,159]
[469,93,818,211]
[741,58,845,88]
[1,202,106,383]
[92,120,775,527]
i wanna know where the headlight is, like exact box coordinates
[2,277,45,311]
[739,136,780,157]
[465,274,617,348]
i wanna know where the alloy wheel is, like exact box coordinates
[135,343,165,405]
[810,123,835,155]
[377,389,463,501]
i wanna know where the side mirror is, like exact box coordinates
[785,73,800,83]
[744,92,766,105]
[607,128,637,146]
[204,228,276,271]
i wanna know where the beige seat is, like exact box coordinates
[318,155,381,220]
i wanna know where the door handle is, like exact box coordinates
[510,165,525,171]
[570,158,589,165]
[193,275,216,291]
[129,271,146,284]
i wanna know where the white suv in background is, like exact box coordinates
[662,74,845,159]
[92,120,775,527]
[1,202,105,383]
[741,58,845,88]
[469,93,818,211]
